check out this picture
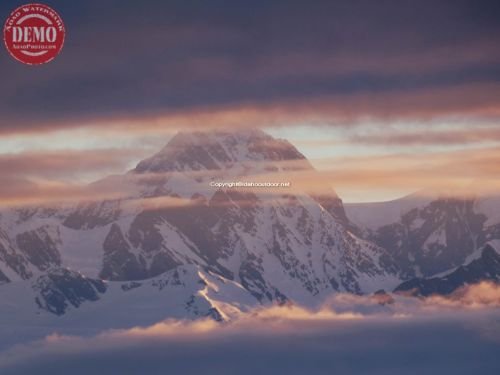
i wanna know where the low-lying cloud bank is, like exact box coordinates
[1,282,499,375]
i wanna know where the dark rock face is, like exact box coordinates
[63,201,121,230]
[0,268,9,284]
[206,189,258,265]
[0,228,32,280]
[121,281,142,291]
[485,223,500,242]
[15,207,60,224]
[311,193,355,233]
[371,198,487,278]
[16,226,61,271]
[98,187,277,284]
[100,223,147,281]
[238,254,287,303]
[394,244,500,296]
[33,268,107,315]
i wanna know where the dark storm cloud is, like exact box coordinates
[0,0,500,132]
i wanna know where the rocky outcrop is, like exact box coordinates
[33,268,107,315]
[395,243,500,296]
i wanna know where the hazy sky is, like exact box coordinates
[1,0,499,202]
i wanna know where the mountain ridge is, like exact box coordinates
[0,128,498,326]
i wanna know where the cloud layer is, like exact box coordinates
[1,1,499,202]
[1,141,499,206]
[0,282,499,375]
[0,0,499,133]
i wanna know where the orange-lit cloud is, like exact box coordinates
[0,143,499,206]
[1,278,499,375]
[348,125,500,146]
[0,149,148,179]
[424,282,500,310]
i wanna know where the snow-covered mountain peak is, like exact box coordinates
[3,128,500,334]
[133,128,309,174]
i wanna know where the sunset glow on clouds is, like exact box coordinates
[0,1,499,202]
[1,282,499,375]
[1,2,499,374]
[0,136,499,205]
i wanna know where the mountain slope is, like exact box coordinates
[0,264,259,350]
[346,193,499,278]
[0,129,400,320]
[394,241,500,296]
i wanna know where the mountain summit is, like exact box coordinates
[0,129,399,322]
[134,129,309,174]
[2,128,498,335]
